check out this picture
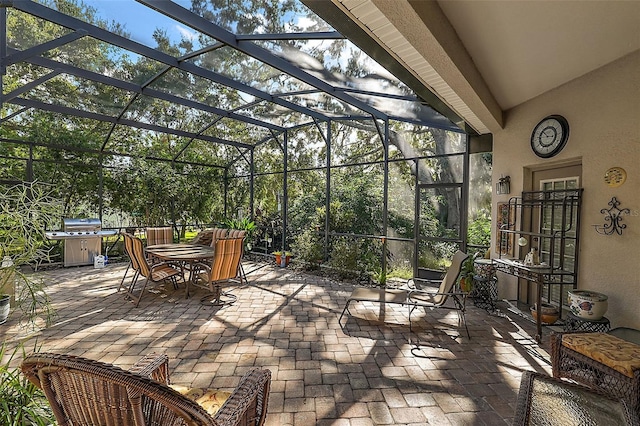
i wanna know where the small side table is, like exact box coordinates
[471,275,497,311]
[563,312,611,333]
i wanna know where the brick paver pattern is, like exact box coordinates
[1,261,553,425]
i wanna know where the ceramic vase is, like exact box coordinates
[530,303,559,325]
[568,290,608,320]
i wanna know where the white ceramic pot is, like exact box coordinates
[568,290,608,320]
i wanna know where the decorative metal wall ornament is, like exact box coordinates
[496,175,511,195]
[594,197,630,235]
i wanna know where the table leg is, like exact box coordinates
[184,261,195,299]
[535,275,542,343]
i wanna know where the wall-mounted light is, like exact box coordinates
[496,175,511,195]
[594,197,630,235]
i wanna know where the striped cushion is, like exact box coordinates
[147,227,173,245]
[150,264,181,281]
[170,385,231,416]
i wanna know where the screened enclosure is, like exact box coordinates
[0,0,492,280]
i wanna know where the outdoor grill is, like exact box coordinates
[45,218,117,267]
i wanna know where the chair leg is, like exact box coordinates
[117,262,131,292]
[452,295,471,339]
[132,278,150,307]
[201,282,237,306]
[338,299,354,325]
[123,270,140,299]
[125,272,147,307]
[239,263,248,285]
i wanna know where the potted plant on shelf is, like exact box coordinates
[0,182,59,327]
[272,251,293,267]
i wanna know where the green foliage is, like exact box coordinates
[326,237,362,279]
[0,0,495,281]
[223,217,257,250]
[468,209,491,247]
[327,237,381,280]
[0,182,58,325]
[290,228,323,267]
[386,264,414,280]
[0,343,55,425]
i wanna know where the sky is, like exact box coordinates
[84,0,198,48]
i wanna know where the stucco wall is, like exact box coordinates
[492,50,640,329]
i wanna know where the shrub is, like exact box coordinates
[290,228,323,268]
[0,343,55,425]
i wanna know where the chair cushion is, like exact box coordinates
[170,385,232,416]
[562,332,640,378]
[150,264,181,281]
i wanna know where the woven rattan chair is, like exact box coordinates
[339,250,470,338]
[124,234,183,307]
[192,237,244,306]
[513,371,639,425]
[21,352,271,426]
[550,331,640,415]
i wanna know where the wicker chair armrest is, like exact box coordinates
[214,368,271,426]
[129,353,170,385]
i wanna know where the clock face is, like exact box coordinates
[604,167,626,187]
[530,115,569,158]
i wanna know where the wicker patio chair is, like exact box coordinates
[21,352,271,426]
[339,250,470,338]
[192,237,244,306]
[124,234,183,307]
[550,331,640,415]
[513,371,639,425]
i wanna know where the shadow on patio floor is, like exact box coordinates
[1,261,553,425]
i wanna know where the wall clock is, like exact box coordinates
[604,167,626,187]
[530,115,569,158]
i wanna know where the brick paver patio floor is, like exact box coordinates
[2,261,553,425]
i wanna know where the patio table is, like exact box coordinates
[146,243,215,298]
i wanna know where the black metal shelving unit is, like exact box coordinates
[494,189,583,341]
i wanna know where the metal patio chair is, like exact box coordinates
[192,237,244,306]
[124,234,183,307]
[339,250,470,338]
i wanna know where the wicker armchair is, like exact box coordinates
[21,352,271,426]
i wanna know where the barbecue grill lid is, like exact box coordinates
[63,218,101,229]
